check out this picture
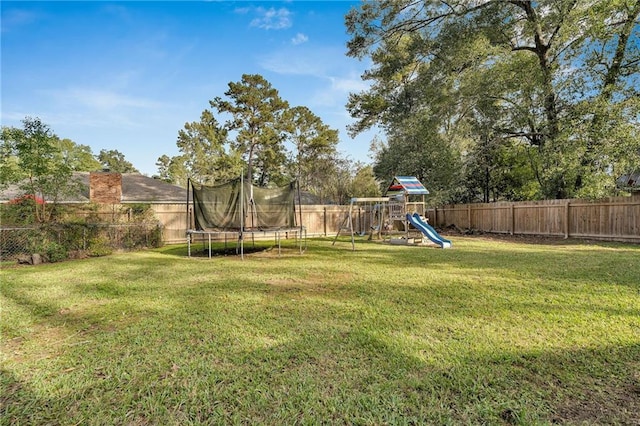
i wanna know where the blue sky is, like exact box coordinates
[1,1,378,175]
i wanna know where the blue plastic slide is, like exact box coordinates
[406,213,452,249]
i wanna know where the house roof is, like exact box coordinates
[385,176,430,196]
[120,173,186,203]
[1,172,187,204]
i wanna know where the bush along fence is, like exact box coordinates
[0,223,163,264]
[429,195,640,243]
[0,201,164,263]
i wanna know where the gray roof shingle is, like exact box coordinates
[616,171,640,190]
[1,172,187,204]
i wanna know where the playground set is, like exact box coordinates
[333,176,452,250]
[185,175,450,258]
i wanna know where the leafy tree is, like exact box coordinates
[156,110,242,187]
[155,154,190,187]
[282,106,340,191]
[350,164,381,199]
[163,74,355,198]
[98,149,139,173]
[461,135,538,203]
[0,117,83,222]
[174,110,242,185]
[320,157,354,204]
[169,74,338,194]
[369,114,464,205]
[0,127,24,189]
[315,159,381,204]
[346,0,640,200]
[211,74,289,186]
[58,138,102,172]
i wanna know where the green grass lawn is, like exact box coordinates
[2,236,639,425]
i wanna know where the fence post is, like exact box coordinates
[510,203,515,235]
[564,201,570,239]
[467,204,472,230]
[323,207,327,236]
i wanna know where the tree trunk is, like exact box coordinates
[516,0,562,197]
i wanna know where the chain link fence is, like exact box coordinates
[0,223,163,263]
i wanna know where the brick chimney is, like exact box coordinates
[89,171,122,204]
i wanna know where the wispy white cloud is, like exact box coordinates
[310,74,370,107]
[330,75,369,94]
[259,47,357,78]
[260,48,337,77]
[0,111,35,124]
[100,4,133,23]
[1,108,120,130]
[45,87,166,111]
[249,7,292,30]
[260,52,322,76]
[1,8,40,32]
[259,47,370,108]
[291,33,308,45]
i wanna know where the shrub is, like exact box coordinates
[88,236,113,257]
[0,198,37,225]
[148,225,163,248]
[41,241,68,263]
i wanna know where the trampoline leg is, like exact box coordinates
[277,231,281,256]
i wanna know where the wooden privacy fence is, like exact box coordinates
[151,204,190,244]
[152,204,374,243]
[152,197,639,244]
[53,197,639,244]
[429,196,640,243]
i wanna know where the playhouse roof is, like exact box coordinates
[617,171,640,191]
[385,176,429,196]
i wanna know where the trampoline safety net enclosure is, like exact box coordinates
[187,178,305,258]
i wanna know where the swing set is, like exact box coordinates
[332,197,390,250]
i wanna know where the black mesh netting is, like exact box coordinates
[192,179,296,231]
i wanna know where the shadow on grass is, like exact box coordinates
[4,236,637,338]
[324,237,640,289]
[2,319,638,425]
[156,240,303,258]
[3,237,638,423]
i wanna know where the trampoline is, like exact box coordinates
[186,175,306,259]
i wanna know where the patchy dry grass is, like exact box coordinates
[1,236,639,425]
